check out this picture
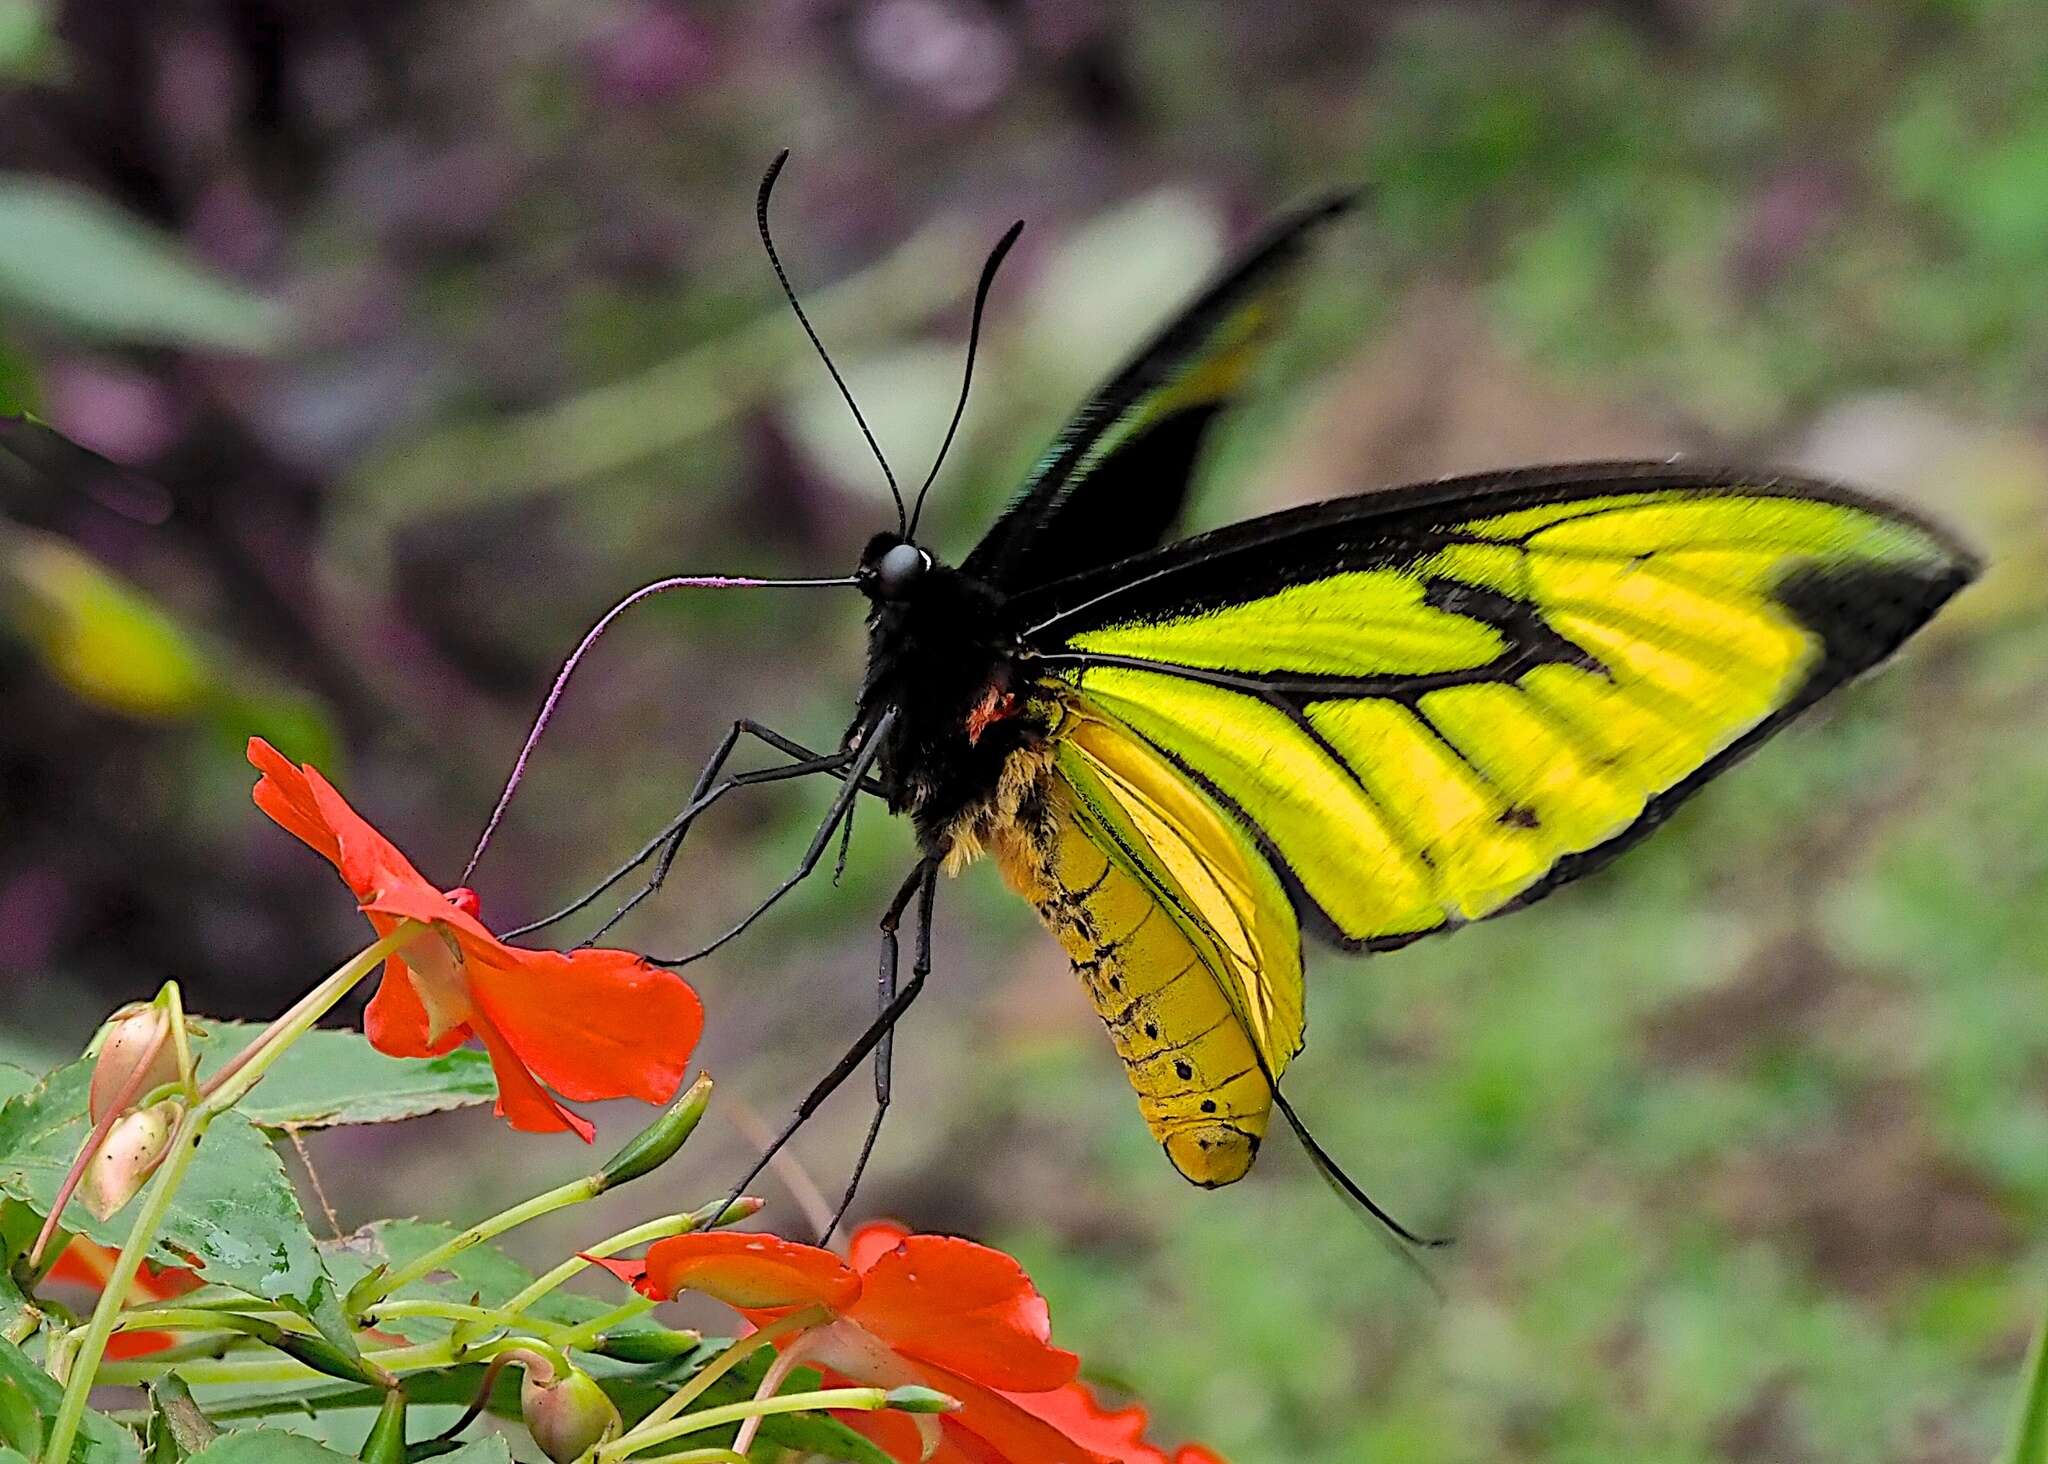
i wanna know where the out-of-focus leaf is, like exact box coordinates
[0,1334,139,1461]
[144,1376,219,1463]
[0,526,210,719]
[185,1435,351,1462]
[2003,1309,2048,1464]
[0,342,33,416]
[1022,188,1225,401]
[0,1070,32,1107]
[0,176,284,350]
[0,1059,340,1330]
[0,1,62,84]
[160,1021,496,1132]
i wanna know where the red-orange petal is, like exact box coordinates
[360,952,469,1060]
[635,1232,861,1311]
[852,1234,1078,1393]
[918,1365,1116,1464]
[469,1007,595,1142]
[459,938,700,1106]
[585,1255,654,1296]
[248,738,342,868]
[848,1220,911,1273]
[1009,1381,1175,1464]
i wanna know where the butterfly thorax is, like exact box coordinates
[853,547,1059,862]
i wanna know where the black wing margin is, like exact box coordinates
[960,192,1355,594]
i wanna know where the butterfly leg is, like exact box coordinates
[503,719,878,941]
[645,707,896,968]
[718,857,939,1221]
[818,859,931,1241]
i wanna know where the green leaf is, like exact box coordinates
[0,1334,139,1462]
[185,1435,351,1462]
[0,1060,339,1326]
[144,1376,219,1463]
[0,177,285,350]
[181,1024,496,1132]
[2004,1308,2048,1464]
[0,1072,29,1112]
[0,1446,29,1464]
[424,1442,511,1464]
[0,1268,30,1345]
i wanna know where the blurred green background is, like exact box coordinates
[3,1,2046,1459]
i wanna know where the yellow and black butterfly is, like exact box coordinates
[508,162,1977,1248]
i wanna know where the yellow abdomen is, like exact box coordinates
[993,780,1270,1186]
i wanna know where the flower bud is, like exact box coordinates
[89,1005,181,1123]
[884,1385,962,1414]
[83,1100,181,1220]
[597,1072,712,1191]
[521,1364,620,1463]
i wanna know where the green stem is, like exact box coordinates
[632,1452,747,1464]
[200,924,418,1111]
[353,1171,604,1310]
[611,1308,826,1447]
[162,980,194,1098]
[551,1298,655,1353]
[45,926,415,1463]
[44,1102,206,1458]
[500,1198,755,1320]
[360,1299,582,1347]
[602,1387,886,1460]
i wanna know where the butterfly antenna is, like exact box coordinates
[757,150,906,533]
[907,218,1025,538]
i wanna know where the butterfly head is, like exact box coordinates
[856,532,934,603]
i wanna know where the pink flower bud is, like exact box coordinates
[520,1363,620,1463]
[89,1005,181,1123]
[82,1100,181,1220]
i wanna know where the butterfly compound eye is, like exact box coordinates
[876,541,929,598]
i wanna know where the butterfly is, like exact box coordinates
[494,159,1978,1249]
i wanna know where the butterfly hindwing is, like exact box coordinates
[960,193,1354,593]
[1018,466,1978,952]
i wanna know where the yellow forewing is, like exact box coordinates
[1048,487,1967,947]
[1071,569,1505,675]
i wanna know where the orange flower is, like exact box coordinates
[46,1238,199,1360]
[248,737,701,1141]
[596,1223,1224,1464]
[1010,1380,1226,1464]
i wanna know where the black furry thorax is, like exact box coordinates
[851,546,1048,854]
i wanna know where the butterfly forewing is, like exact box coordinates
[1017,469,1978,954]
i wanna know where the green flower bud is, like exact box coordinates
[89,1004,182,1122]
[597,1072,712,1191]
[83,1099,180,1220]
[885,1385,962,1414]
[521,1364,620,1463]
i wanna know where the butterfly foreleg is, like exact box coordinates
[504,719,871,942]
[716,857,940,1224]
[820,859,932,1242]
[645,708,897,967]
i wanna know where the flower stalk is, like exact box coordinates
[43,924,418,1464]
